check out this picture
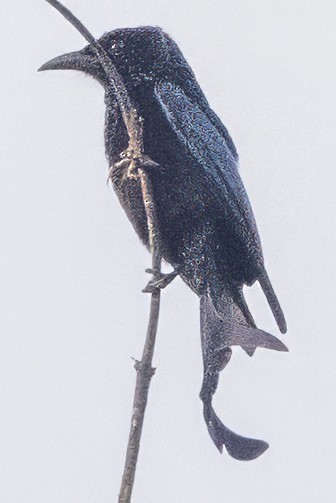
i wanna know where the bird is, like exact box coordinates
[39,25,287,460]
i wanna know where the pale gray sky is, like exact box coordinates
[1,1,336,501]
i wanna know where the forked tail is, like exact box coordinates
[200,294,287,460]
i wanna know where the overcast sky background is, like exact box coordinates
[1,0,335,501]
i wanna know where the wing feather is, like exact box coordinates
[154,81,262,255]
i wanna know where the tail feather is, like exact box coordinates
[203,401,269,460]
[233,289,257,328]
[202,292,288,356]
[259,268,287,334]
[228,323,288,354]
[200,293,287,460]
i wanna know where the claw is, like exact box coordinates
[107,153,159,186]
[142,270,178,293]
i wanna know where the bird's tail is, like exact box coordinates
[202,393,269,460]
[200,293,287,460]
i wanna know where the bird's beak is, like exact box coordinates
[38,49,106,84]
[38,49,91,71]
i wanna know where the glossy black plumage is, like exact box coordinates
[40,26,287,460]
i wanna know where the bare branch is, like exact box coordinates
[118,165,161,503]
[43,3,162,500]
[118,249,161,503]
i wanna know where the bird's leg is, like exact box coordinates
[142,268,178,293]
[108,148,169,294]
[107,149,160,185]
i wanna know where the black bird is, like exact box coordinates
[40,26,287,460]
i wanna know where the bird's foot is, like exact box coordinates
[107,150,159,185]
[142,269,178,293]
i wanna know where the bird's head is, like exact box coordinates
[39,26,191,91]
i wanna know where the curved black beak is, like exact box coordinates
[38,49,106,85]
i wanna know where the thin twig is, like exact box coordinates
[118,166,161,502]
[42,3,162,500]
[44,0,136,133]
[118,249,161,503]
